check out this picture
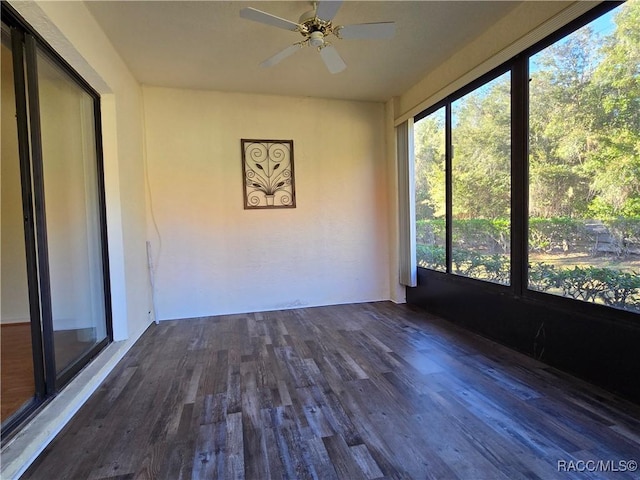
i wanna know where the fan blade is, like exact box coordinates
[260,44,302,68]
[240,7,300,31]
[319,45,346,74]
[316,1,343,21]
[338,22,395,40]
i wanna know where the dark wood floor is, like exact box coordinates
[21,302,640,479]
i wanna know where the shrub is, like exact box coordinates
[528,217,593,253]
[416,218,510,254]
[416,246,510,284]
[529,263,640,312]
[418,217,640,257]
[452,218,510,254]
[416,244,445,270]
[416,219,445,245]
[417,252,640,313]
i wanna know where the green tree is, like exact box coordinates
[414,109,445,221]
[586,0,640,217]
[529,27,598,218]
[528,1,640,219]
[451,74,511,219]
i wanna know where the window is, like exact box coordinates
[415,107,446,271]
[413,70,511,284]
[412,1,638,316]
[452,73,511,285]
[528,3,639,313]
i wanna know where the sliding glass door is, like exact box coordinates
[1,9,111,438]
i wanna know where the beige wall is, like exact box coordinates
[143,86,390,319]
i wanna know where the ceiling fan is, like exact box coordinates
[240,1,395,74]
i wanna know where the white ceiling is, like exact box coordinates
[84,1,522,102]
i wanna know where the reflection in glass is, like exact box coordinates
[36,48,108,373]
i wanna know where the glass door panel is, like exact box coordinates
[1,24,36,422]
[35,48,107,375]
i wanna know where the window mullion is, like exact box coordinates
[511,57,528,296]
[445,103,453,273]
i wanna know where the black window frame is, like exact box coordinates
[415,62,514,290]
[412,0,638,326]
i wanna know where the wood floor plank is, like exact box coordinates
[349,444,384,480]
[240,362,271,480]
[295,386,335,438]
[21,302,640,480]
[322,434,368,480]
[225,411,245,480]
[191,422,224,479]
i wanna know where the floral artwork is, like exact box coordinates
[241,139,296,209]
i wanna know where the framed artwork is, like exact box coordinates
[241,139,296,209]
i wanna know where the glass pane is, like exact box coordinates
[528,3,639,313]
[36,48,108,373]
[415,108,446,271]
[451,72,511,284]
[1,24,36,421]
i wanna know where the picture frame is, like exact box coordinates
[241,139,296,209]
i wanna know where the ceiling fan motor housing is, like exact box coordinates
[298,7,334,48]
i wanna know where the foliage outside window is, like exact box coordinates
[528,2,639,313]
[415,108,446,271]
[452,73,511,285]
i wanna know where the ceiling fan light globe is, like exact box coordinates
[309,31,325,47]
